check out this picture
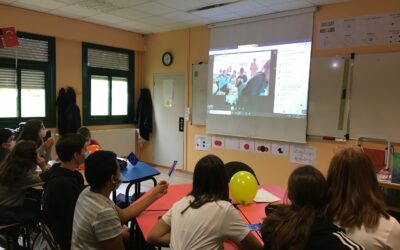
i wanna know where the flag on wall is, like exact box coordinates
[0,27,19,48]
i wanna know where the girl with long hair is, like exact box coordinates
[260,165,363,250]
[0,128,13,162]
[0,140,43,224]
[17,119,53,170]
[148,154,262,250]
[326,148,400,249]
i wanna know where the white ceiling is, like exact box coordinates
[0,0,350,34]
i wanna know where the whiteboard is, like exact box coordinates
[191,64,208,125]
[307,56,349,139]
[350,52,400,141]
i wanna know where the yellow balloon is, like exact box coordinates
[229,171,258,205]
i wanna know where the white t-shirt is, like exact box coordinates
[342,215,400,250]
[71,187,121,250]
[162,195,250,250]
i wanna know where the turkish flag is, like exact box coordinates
[1,27,19,47]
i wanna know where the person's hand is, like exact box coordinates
[37,156,48,172]
[42,137,54,150]
[121,225,130,239]
[151,180,169,200]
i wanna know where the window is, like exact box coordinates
[0,32,55,128]
[82,43,134,125]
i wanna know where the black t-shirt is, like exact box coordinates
[41,164,84,250]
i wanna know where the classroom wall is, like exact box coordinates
[2,0,400,187]
[140,29,190,161]
[0,4,145,132]
[142,0,400,187]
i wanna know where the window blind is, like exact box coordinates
[87,48,129,71]
[0,37,48,62]
[0,68,16,88]
[21,69,45,89]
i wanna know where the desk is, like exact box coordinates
[236,186,286,240]
[379,180,400,190]
[237,186,286,225]
[379,181,400,212]
[113,161,160,203]
[135,184,286,249]
[136,184,192,210]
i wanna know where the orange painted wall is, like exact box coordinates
[140,29,190,162]
[0,4,144,131]
[143,0,400,187]
[1,0,400,187]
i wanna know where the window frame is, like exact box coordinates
[0,32,56,128]
[82,42,135,125]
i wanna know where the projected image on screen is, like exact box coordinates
[212,50,272,98]
[208,42,311,118]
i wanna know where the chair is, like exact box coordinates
[225,161,260,184]
[32,222,60,250]
[0,223,20,249]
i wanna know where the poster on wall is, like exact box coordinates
[290,144,316,165]
[163,79,174,107]
[317,12,400,49]
[240,139,254,152]
[225,138,239,150]
[195,135,211,151]
[212,136,225,149]
[254,141,271,154]
[272,143,289,156]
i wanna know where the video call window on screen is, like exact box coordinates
[208,41,311,118]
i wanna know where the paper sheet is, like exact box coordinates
[225,138,239,150]
[195,135,211,151]
[253,188,281,203]
[163,79,174,107]
[317,12,400,49]
[212,136,225,149]
[290,144,316,165]
[240,139,254,152]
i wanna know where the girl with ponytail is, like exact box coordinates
[260,165,364,250]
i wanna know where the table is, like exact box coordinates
[379,180,400,190]
[378,181,400,212]
[135,184,286,249]
[236,186,286,239]
[113,161,160,203]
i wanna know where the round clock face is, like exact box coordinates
[162,52,173,66]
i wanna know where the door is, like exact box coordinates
[153,73,185,169]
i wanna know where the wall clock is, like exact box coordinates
[162,52,173,66]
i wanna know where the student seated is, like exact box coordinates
[326,148,400,249]
[41,133,86,250]
[148,154,262,250]
[0,140,43,225]
[17,119,54,166]
[260,165,364,250]
[77,127,100,146]
[0,128,13,162]
[71,150,168,249]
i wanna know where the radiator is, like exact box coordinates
[91,128,136,157]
